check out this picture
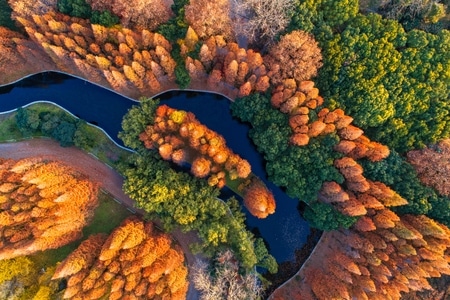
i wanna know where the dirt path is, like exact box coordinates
[0,138,201,300]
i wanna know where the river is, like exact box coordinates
[0,71,310,264]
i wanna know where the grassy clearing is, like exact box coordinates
[29,191,132,269]
[226,173,245,196]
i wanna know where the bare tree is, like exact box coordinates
[192,250,263,300]
[231,0,294,47]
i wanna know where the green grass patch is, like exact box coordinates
[226,173,245,197]
[29,191,132,269]
[80,123,130,169]
[28,102,62,114]
[82,190,133,237]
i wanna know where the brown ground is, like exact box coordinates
[0,138,201,300]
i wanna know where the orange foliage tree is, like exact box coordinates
[241,177,276,219]
[52,216,188,299]
[271,181,450,300]
[0,157,99,259]
[12,11,175,96]
[195,36,270,97]
[52,234,107,279]
[139,104,253,188]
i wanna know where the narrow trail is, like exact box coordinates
[0,138,201,300]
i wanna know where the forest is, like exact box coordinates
[0,156,190,299]
[118,98,278,273]
[0,0,449,299]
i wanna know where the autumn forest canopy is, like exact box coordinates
[0,157,99,259]
[0,0,450,298]
[0,156,190,299]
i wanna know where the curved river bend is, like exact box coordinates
[0,72,310,264]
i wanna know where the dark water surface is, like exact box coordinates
[0,72,310,264]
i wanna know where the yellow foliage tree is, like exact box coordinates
[0,157,99,260]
